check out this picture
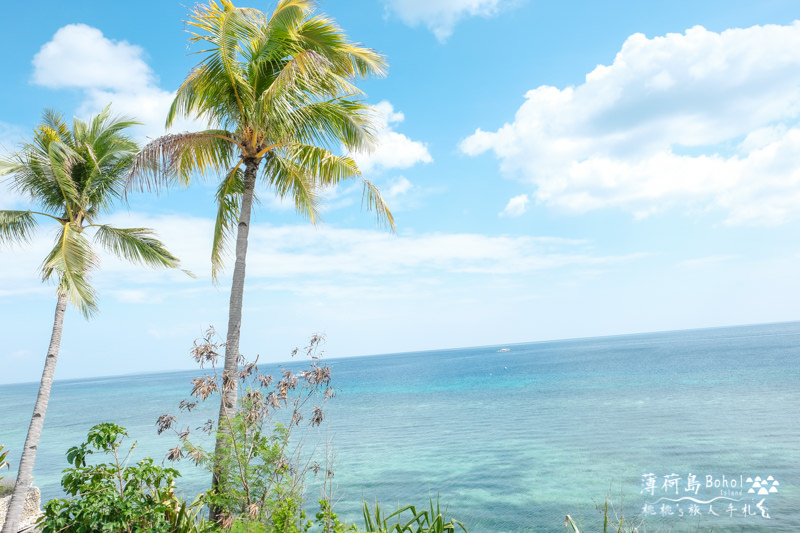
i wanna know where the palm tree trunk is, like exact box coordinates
[2,292,68,533]
[209,159,258,521]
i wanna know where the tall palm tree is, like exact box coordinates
[127,0,393,513]
[0,108,185,533]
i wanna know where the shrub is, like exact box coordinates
[158,330,341,531]
[39,423,201,533]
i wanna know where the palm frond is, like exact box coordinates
[361,177,395,232]
[3,130,84,217]
[262,150,321,223]
[74,107,140,212]
[294,14,387,79]
[283,98,374,152]
[175,0,263,128]
[127,131,237,192]
[267,0,311,33]
[259,48,332,108]
[39,109,74,148]
[41,224,99,318]
[45,140,83,218]
[277,144,361,186]
[211,166,245,281]
[0,210,39,245]
[266,144,395,230]
[93,225,183,270]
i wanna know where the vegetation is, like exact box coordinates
[157,330,340,530]
[126,0,394,512]
[39,423,196,533]
[565,500,643,533]
[361,500,467,533]
[0,107,186,533]
[31,331,468,533]
[0,444,9,483]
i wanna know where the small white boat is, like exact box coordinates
[497,348,510,352]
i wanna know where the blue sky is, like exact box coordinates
[3,0,800,384]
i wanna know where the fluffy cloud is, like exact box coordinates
[384,0,515,42]
[32,24,206,140]
[32,24,153,91]
[461,22,800,225]
[352,101,432,174]
[500,194,529,217]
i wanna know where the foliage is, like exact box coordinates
[157,330,339,530]
[0,106,184,317]
[128,0,394,279]
[128,2,394,517]
[38,423,201,533]
[565,500,642,533]
[315,499,357,533]
[0,106,186,533]
[361,500,467,533]
[0,444,9,482]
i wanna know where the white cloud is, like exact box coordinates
[32,24,153,91]
[461,22,800,226]
[352,101,432,173]
[500,194,529,217]
[387,176,414,198]
[31,24,208,140]
[384,0,516,42]
[242,224,635,278]
[0,211,636,297]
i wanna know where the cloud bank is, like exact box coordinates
[461,22,800,225]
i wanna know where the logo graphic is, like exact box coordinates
[747,476,779,495]
[640,472,780,521]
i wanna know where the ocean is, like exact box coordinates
[1,321,798,532]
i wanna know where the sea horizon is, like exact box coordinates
[4,318,795,387]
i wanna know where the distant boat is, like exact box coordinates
[497,348,510,352]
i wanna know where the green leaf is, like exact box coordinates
[0,210,38,245]
[41,223,99,318]
[93,225,184,270]
[211,165,245,281]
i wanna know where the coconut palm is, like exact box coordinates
[0,107,184,533]
[127,0,393,512]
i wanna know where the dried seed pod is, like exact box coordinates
[156,414,176,435]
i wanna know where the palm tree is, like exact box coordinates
[127,0,393,513]
[0,108,185,533]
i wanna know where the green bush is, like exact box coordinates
[39,423,203,533]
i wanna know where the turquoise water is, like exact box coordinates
[2,322,799,532]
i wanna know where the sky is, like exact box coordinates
[3,0,800,384]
